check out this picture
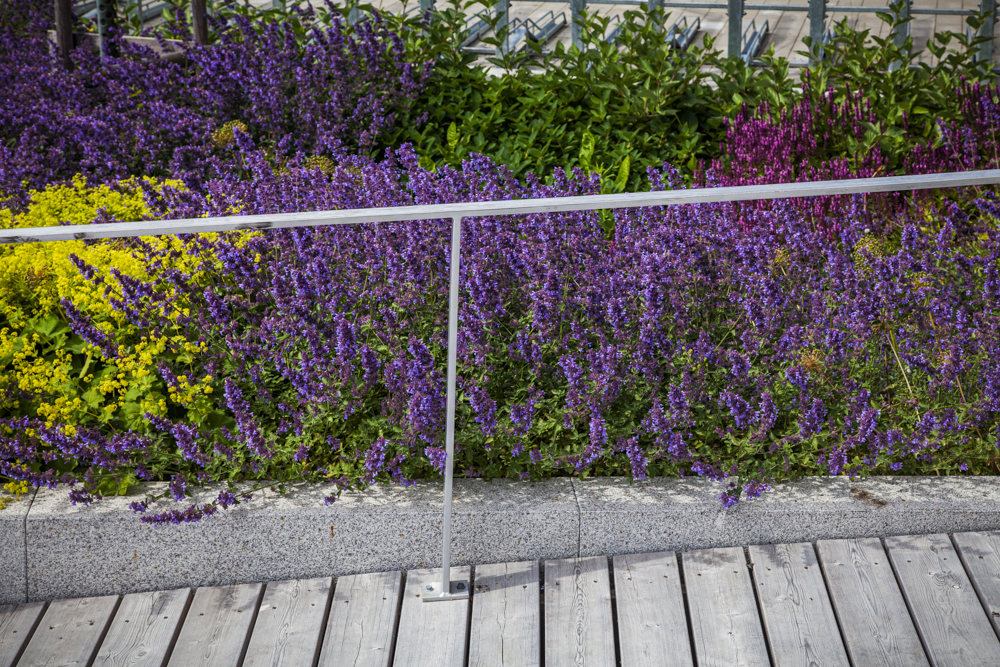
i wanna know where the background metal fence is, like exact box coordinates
[3,168,999,599]
[58,0,998,67]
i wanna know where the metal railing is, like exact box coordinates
[3,170,999,600]
[421,0,997,65]
[57,0,999,64]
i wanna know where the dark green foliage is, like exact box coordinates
[375,0,996,188]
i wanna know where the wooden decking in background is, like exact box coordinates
[5,531,1000,666]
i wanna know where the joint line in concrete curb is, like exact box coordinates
[571,477,582,557]
[22,486,37,604]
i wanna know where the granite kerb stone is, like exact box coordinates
[18,475,1000,602]
[24,477,578,602]
[573,476,1000,556]
[0,487,36,606]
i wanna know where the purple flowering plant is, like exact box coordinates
[3,0,1000,519]
[5,121,993,519]
[0,0,426,207]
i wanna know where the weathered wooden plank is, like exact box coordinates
[886,533,1000,667]
[683,546,769,667]
[817,538,929,667]
[612,552,694,667]
[544,556,615,667]
[243,577,332,667]
[93,588,191,667]
[468,561,540,667]
[318,572,401,667]
[16,595,119,667]
[749,542,850,667]
[952,532,1000,641]
[165,583,263,667]
[392,567,470,667]
[0,602,46,667]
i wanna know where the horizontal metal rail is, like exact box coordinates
[5,169,999,600]
[3,170,997,244]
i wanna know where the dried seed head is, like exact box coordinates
[211,120,249,149]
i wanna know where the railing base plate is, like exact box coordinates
[421,580,470,602]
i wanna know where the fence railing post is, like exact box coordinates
[419,0,435,14]
[495,0,510,57]
[54,0,74,66]
[727,0,744,60]
[191,0,208,45]
[980,0,996,63]
[570,0,587,50]
[808,0,826,62]
[422,216,470,603]
[649,0,663,31]
[891,0,910,51]
[95,0,119,57]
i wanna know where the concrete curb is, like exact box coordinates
[4,475,1000,604]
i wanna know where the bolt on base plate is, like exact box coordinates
[421,580,470,602]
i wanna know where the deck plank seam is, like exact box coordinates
[745,546,778,667]
[539,560,546,667]
[880,535,934,665]
[950,532,1000,647]
[812,540,860,667]
[463,565,475,667]
[87,595,123,667]
[235,583,266,667]
[161,588,196,667]
[606,556,622,667]
[385,570,407,667]
[675,552,699,667]
[310,577,337,667]
[5,600,48,667]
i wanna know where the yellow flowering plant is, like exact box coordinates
[0,177,231,497]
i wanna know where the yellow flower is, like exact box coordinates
[0,177,239,433]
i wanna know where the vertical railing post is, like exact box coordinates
[54,0,74,66]
[570,0,586,50]
[727,0,744,60]
[95,0,119,58]
[423,215,469,603]
[979,0,996,63]
[808,0,826,62]
[649,0,663,31]
[273,0,285,9]
[495,0,510,57]
[191,0,209,45]
[891,0,910,50]
[419,0,435,14]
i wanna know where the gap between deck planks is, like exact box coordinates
[10,531,1000,667]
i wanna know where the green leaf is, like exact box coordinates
[417,155,436,172]
[615,155,631,193]
[446,122,459,152]
[579,130,595,173]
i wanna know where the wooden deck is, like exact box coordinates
[5,532,1000,666]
